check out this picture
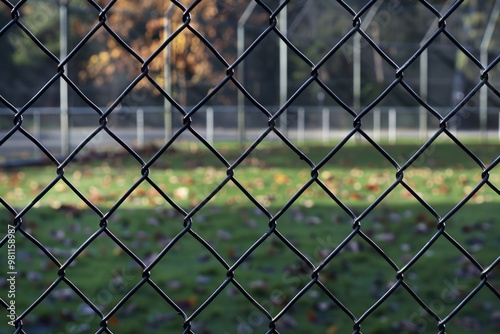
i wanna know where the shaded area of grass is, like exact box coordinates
[1,203,498,333]
[0,140,499,333]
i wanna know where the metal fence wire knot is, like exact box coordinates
[0,1,499,334]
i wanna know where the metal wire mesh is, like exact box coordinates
[1,1,499,333]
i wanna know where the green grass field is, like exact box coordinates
[1,138,499,333]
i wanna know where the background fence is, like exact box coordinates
[1,1,499,333]
[1,105,500,165]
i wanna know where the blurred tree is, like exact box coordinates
[0,0,497,110]
[0,0,60,107]
[76,0,247,106]
[451,0,497,105]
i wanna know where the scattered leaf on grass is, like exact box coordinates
[173,186,189,200]
[273,173,290,185]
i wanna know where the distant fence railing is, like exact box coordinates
[1,106,499,163]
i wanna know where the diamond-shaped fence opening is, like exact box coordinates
[1,1,499,333]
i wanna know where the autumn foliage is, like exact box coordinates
[75,0,247,105]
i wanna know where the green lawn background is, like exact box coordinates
[0,139,499,333]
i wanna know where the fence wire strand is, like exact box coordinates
[1,0,499,333]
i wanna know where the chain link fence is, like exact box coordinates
[1,1,499,333]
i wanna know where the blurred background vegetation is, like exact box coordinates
[0,0,498,111]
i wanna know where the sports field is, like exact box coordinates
[1,138,499,333]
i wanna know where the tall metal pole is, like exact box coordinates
[237,2,257,147]
[353,1,383,113]
[419,49,428,139]
[480,1,500,142]
[237,23,245,146]
[164,5,174,141]
[419,0,454,140]
[60,0,69,155]
[353,35,361,113]
[279,7,288,136]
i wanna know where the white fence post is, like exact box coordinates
[297,107,305,144]
[33,110,41,159]
[322,107,329,144]
[419,107,427,140]
[137,108,144,148]
[207,107,214,144]
[373,108,381,142]
[389,108,396,144]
